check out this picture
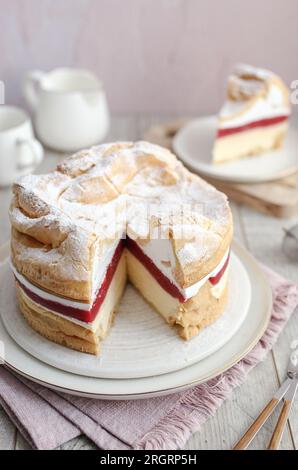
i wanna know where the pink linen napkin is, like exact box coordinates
[0,265,297,450]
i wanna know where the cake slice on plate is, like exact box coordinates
[213,64,291,164]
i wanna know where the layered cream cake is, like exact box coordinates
[10,141,233,354]
[213,64,291,164]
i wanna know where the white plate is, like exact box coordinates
[0,252,250,379]
[173,115,298,183]
[0,241,272,399]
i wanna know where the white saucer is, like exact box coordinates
[0,241,272,399]
[0,251,250,379]
[173,115,298,183]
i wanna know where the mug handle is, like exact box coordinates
[16,138,44,170]
[23,70,44,111]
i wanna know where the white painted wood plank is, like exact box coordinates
[239,206,298,282]
[108,115,138,142]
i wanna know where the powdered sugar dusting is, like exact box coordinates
[219,63,290,128]
[234,63,274,81]
[10,141,232,289]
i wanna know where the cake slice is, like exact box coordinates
[213,64,291,164]
[10,142,233,355]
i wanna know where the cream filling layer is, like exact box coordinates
[17,254,126,333]
[10,261,91,311]
[210,267,229,299]
[127,250,229,329]
[138,239,230,300]
[180,249,229,299]
[91,238,120,298]
[11,245,229,321]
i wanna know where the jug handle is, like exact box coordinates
[23,70,44,112]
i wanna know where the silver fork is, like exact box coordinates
[233,345,298,450]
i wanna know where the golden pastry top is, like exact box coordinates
[10,141,232,301]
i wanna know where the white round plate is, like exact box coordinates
[0,240,272,399]
[173,115,298,183]
[0,252,250,379]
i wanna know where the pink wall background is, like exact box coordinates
[1,0,298,114]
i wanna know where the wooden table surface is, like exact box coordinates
[0,115,297,450]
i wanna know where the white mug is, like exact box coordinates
[23,68,110,152]
[0,106,43,187]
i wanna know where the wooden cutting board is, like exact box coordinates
[144,119,298,218]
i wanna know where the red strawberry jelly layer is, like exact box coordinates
[209,253,230,285]
[16,240,124,323]
[126,237,229,303]
[126,237,186,303]
[217,115,288,138]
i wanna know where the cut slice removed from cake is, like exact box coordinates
[126,236,230,341]
[213,64,291,164]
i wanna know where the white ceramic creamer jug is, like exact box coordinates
[23,68,110,152]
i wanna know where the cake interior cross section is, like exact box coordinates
[9,141,233,355]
